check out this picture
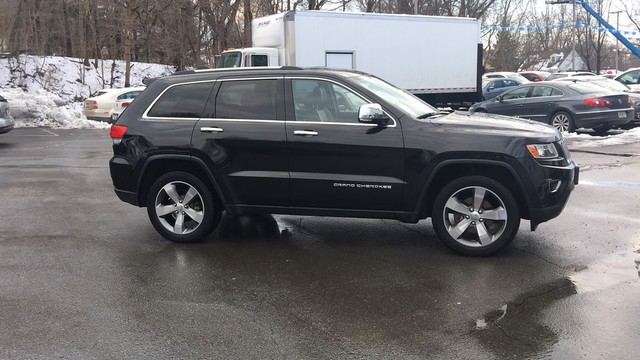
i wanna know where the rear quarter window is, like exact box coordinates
[147,83,213,118]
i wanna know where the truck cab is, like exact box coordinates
[217,48,279,68]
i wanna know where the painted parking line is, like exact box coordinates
[12,128,59,137]
[580,180,640,188]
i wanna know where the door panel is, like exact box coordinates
[191,77,289,206]
[286,78,404,211]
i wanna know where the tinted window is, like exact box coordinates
[503,80,519,87]
[215,79,277,120]
[147,83,212,118]
[546,74,567,81]
[521,73,537,82]
[292,79,369,123]
[530,86,562,97]
[502,87,529,100]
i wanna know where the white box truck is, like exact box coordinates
[217,11,483,106]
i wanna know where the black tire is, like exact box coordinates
[431,176,520,256]
[550,111,575,133]
[473,108,487,113]
[147,171,220,243]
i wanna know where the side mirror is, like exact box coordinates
[495,95,503,102]
[358,104,390,126]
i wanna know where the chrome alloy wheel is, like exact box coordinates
[441,186,508,247]
[154,181,205,235]
[552,113,571,132]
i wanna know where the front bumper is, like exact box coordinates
[528,162,578,230]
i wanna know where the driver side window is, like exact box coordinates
[292,79,368,123]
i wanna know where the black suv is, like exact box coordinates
[109,67,578,256]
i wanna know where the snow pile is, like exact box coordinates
[0,55,175,129]
[564,128,640,148]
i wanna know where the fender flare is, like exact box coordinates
[136,154,229,211]
[413,158,532,215]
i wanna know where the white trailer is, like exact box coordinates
[218,11,483,106]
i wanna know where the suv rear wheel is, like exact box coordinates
[147,171,220,243]
[432,176,520,256]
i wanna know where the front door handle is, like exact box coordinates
[293,130,318,137]
[200,127,223,133]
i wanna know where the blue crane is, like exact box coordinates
[577,0,640,59]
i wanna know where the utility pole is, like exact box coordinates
[610,10,622,71]
[572,0,576,71]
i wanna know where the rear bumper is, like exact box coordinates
[0,116,15,134]
[574,108,633,129]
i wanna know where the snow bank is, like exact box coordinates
[0,55,175,129]
[564,128,640,148]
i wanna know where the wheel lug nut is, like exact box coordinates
[479,219,484,222]
[472,221,476,225]
[469,208,474,212]
[466,215,470,219]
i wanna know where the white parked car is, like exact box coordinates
[83,87,145,122]
[615,67,640,91]
[110,87,145,122]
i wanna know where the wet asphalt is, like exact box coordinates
[0,128,639,359]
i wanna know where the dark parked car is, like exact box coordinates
[0,95,15,134]
[553,76,640,126]
[470,81,633,133]
[482,78,528,100]
[109,67,578,256]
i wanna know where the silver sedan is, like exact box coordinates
[0,95,15,134]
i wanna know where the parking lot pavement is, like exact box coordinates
[1,127,639,359]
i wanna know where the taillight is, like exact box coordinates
[110,125,128,145]
[584,98,612,107]
[122,102,131,108]
[92,101,98,110]
[629,98,634,106]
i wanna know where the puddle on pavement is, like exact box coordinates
[472,278,577,359]
[474,247,640,359]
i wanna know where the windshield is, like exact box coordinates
[217,51,242,68]
[351,74,437,118]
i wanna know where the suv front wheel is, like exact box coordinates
[432,176,520,256]
[147,171,220,243]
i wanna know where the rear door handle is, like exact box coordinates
[293,130,318,137]
[200,127,223,133]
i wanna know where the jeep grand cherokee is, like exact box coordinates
[109,67,578,256]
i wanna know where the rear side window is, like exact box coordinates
[147,83,213,118]
[530,86,563,97]
[214,79,277,120]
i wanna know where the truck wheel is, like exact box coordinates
[550,111,575,133]
[431,176,520,256]
[147,171,220,243]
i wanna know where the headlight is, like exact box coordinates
[527,143,558,159]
